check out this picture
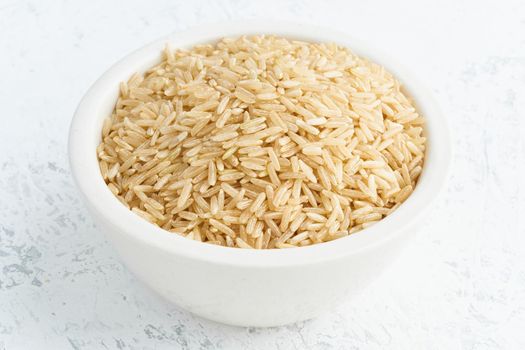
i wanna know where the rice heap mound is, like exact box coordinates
[97,35,426,249]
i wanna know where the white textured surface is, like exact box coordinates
[0,0,524,349]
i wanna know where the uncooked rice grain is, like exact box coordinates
[98,35,426,249]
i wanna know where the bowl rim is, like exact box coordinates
[69,20,451,267]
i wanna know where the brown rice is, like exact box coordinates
[97,35,426,249]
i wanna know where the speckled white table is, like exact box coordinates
[0,0,524,349]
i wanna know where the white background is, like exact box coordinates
[0,0,524,349]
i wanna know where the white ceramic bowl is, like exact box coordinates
[69,21,451,327]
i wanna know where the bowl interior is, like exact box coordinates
[69,21,451,267]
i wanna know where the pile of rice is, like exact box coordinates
[97,35,425,249]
